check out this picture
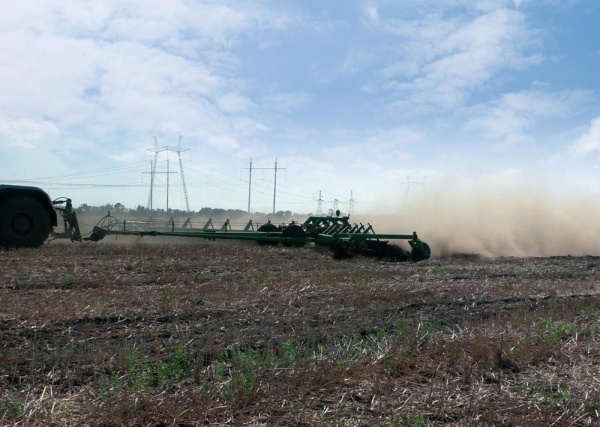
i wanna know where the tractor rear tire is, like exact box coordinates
[281,224,306,247]
[0,197,52,248]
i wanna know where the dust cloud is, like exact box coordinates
[361,178,600,258]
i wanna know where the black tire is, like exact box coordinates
[411,242,431,262]
[281,224,307,247]
[0,197,52,247]
[257,223,278,246]
[383,244,412,262]
[332,242,352,260]
[364,240,389,258]
[365,241,411,262]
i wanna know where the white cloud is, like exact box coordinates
[364,6,379,23]
[205,134,239,150]
[0,0,294,179]
[463,90,583,146]
[0,118,60,149]
[570,117,600,155]
[354,159,383,173]
[341,49,377,74]
[365,3,541,109]
[376,0,525,13]
[232,117,269,136]
[109,149,147,164]
[3,1,266,52]
[262,92,312,113]
[216,92,255,114]
[322,126,422,168]
[365,127,424,149]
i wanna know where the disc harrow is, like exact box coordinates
[87,212,431,262]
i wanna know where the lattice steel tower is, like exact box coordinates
[145,136,191,212]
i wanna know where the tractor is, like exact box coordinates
[0,185,80,247]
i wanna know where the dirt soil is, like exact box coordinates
[1,241,599,426]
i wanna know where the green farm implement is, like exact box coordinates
[87,212,431,262]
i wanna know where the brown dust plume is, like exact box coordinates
[363,181,600,258]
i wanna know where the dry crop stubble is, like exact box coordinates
[0,243,599,425]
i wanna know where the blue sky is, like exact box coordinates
[0,0,598,215]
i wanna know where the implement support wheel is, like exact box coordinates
[282,224,306,247]
[411,241,431,262]
[332,242,352,260]
[257,222,278,246]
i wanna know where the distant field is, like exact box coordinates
[1,242,599,426]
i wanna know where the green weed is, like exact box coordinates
[103,347,196,393]
[156,347,192,383]
[60,275,76,288]
[530,381,576,411]
[389,410,427,427]
[539,317,573,344]
[580,307,599,317]
[8,275,29,289]
[0,395,28,421]
[432,264,446,276]
[160,287,181,311]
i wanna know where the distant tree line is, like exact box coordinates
[75,203,307,220]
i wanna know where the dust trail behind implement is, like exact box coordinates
[364,181,600,258]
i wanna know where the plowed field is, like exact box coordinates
[1,242,599,426]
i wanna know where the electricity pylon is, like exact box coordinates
[145,136,191,212]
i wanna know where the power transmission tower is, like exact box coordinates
[244,159,252,213]
[175,136,190,212]
[242,159,286,214]
[147,159,155,210]
[315,190,324,215]
[273,159,280,215]
[404,176,426,203]
[145,138,161,210]
[144,136,191,212]
[143,158,177,212]
[348,191,355,215]
[333,199,339,213]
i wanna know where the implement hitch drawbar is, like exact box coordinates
[87,213,431,262]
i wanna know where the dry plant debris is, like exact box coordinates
[0,241,599,426]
